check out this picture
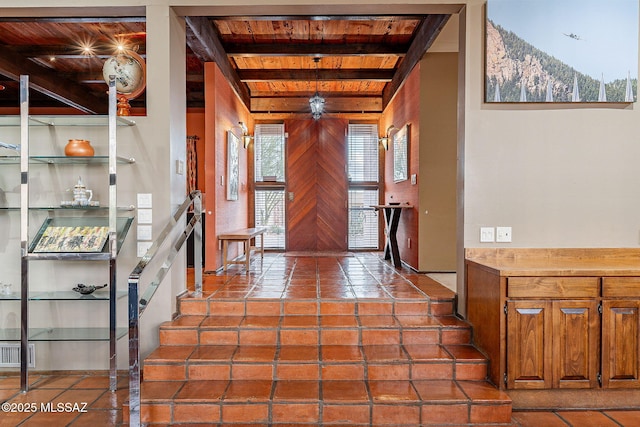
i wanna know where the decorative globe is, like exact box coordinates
[102,52,146,98]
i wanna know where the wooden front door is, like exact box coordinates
[285,119,348,251]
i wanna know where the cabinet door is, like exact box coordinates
[506,300,553,389]
[552,300,599,388]
[601,300,640,388]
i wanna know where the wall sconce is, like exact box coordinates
[238,121,254,148]
[379,125,397,150]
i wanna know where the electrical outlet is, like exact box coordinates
[480,227,495,243]
[496,226,512,243]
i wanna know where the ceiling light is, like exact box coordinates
[309,57,325,120]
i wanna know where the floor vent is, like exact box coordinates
[0,343,35,368]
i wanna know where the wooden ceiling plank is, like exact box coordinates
[185,16,251,108]
[0,45,106,114]
[382,14,450,108]
[224,42,408,57]
[238,69,394,82]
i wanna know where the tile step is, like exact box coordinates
[157,314,472,347]
[143,344,488,382]
[124,379,512,425]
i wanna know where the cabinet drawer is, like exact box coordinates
[602,277,640,297]
[507,277,599,298]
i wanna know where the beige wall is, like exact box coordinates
[418,52,458,272]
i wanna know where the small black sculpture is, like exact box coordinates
[73,283,108,295]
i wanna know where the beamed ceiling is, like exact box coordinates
[0,12,452,118]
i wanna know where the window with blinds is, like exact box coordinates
[347,123,379,249]
[348,124,379,182]
[254,123,286,249]
[255,124,285,182]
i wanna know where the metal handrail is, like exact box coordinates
[128,190,202,427]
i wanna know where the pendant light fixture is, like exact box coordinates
[309,57,325,120]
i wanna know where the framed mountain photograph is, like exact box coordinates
[486,0,638,103]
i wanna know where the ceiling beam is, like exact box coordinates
[251,96,381,113]
[382,14,450,109]
[238,69,394,82]
[185,16,251,109]
[0,45,107,114]
[225,43,408,57]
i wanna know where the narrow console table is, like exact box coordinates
[371,204,413,267]
[218,227,267,271]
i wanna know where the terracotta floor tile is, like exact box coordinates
[603,410,640,426]
[444,344,486,361]
[457,380,511,403]
[362,344,408,362]
[396,315,441,327]
[321,328,359,345]
[139,381,184,401]
[412,380,467,401]
[372,404,421,426]
[322,345,364,362]
[278,345,319,362]
[71,375,112,389]
[369,380,419,402]
[188,345,237,361]
[232,345,277,362]
[322,380,369,402]
[281,315,319,327]
[359,315,399,328]
[511,411,570,427]
[199,316,243,328]
[221,403,269,423]
[240,315,281,328]
[90,388,130,409]
[556,411,622,426]
[322,404,371,424]
[68,408,122,426]
[223,380,273,402]
[173,403,221,423]
[174,380,228,401]
[320,315,358,327]
[238,329,278,345]
[32,375,84,389]
[321,364,365,380]
[273,380,319,401]
[280,328,319,345]
[404,344,453,361]
[146,345,195,362]
[164,315,206,327]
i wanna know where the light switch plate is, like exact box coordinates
[480,227,495,243]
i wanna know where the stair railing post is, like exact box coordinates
[193,192,202,296]
[128,273,141,427]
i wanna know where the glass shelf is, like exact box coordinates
[0,206,136,211]
[0,155,135,164]
[0,327,128,341]
[0,115,136,127]
[0,290,127,301]
[28,216,134,259]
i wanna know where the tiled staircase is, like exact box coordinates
[128,254,512,425]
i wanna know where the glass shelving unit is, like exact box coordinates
[1,75,134,392]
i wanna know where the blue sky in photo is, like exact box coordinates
[487,0,639,81]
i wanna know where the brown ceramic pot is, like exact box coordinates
[65,139,94,157]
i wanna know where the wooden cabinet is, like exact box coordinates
[601,277,640,389]
[466,249,640,397]
[506,297,600,390]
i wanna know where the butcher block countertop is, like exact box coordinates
[465,248,640,277]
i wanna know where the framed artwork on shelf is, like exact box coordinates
[227,130,240,201]
[32,225,109,253]
[393,124,409,182]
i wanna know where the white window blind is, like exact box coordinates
[255,124,285,182]
[348,124,379,182]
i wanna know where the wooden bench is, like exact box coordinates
[218,227,267,271]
